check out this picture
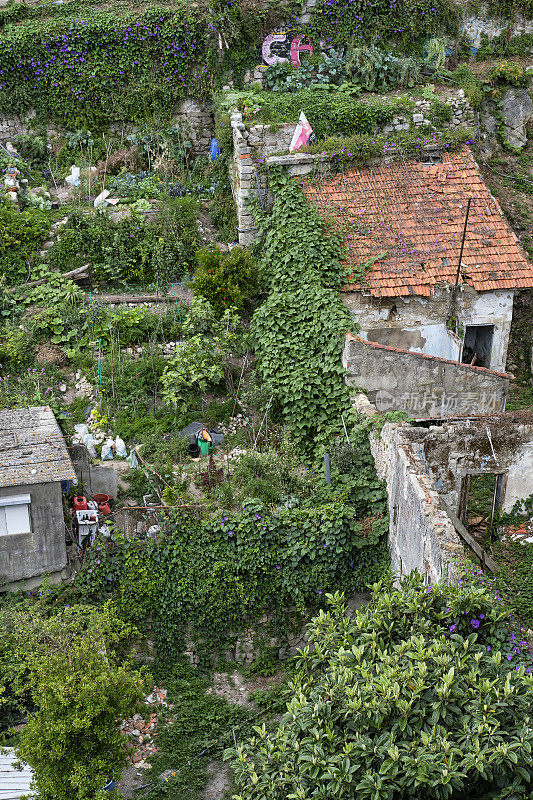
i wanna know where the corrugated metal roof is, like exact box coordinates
[0,748,34,799]
[300,147,533,298]
[0,406,76,488]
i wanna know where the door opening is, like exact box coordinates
[458,472,506,543]
[461,324,494,368]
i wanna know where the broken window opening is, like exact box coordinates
[458,472,506,544]
[461,324,494,369]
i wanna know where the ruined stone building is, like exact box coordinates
[304,147,533,374]
[296,148,532,417]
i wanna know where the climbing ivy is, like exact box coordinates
[308,0,459,54]
[250,170,353,449]
[74,494,389,661]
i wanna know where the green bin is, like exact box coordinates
[198,438,213,457]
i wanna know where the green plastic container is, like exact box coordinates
[198,439,213,457]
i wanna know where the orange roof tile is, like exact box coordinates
[300,148,533,298]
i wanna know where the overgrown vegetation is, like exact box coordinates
[228,571,533,799]
[0,600,144,799]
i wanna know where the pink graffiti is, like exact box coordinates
[290,35,313,65]
[262,34,287,66]
[262,32,313,67]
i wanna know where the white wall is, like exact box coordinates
[343,286,514,372]
[503,441,533,512]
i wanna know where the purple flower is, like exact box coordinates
[479,613,485,619]
[507,654,513,661]
[276,565,281,570]
[449,624,457,632]
[471,619,480,629]
[486,646,491,652]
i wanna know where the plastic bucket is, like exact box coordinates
[198,439,213,457]
[74,496,87,511]
[103,778,116,791]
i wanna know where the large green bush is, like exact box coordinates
[0,601,144,800]
[229,574,533,800]
[193,246,259,314]
[0,202,50,284]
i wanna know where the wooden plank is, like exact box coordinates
[441,500,499,573]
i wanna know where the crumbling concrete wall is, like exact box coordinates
[343,332,509,418]
[343,285,514,373]
[0,481,67,587]
[370,422,463,583]
[417,415,533,513]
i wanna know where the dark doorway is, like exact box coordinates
[461,325,494,368]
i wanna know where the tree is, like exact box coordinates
[227,573,533,799]
[5,602,144,800]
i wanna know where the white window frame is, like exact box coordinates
[0,494,32,536]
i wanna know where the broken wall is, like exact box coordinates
[415,415,533,513]
[369,422,464,583]
[342,285,514,373]
[343,332,509,418]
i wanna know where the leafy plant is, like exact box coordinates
[160,334,226,407]
[193,246,259,314]
[228,575,533,799]
[1,601,144,800]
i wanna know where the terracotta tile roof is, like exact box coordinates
[301,148,533,298]
[346,332,513,379]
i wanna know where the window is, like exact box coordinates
[0,494,31,536]
[461,325,494,369]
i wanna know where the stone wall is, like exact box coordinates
[229,90,474,245]
[0,99,214,154]
[459,5,533,53]
[415,416,533,512]
[343,332,510,418]
[0,481,67,588]
[369,421,464,584]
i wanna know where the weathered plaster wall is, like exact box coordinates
[369,421,463,583]
[343,286,514,372]
[0,481,67,585]
[343,332,509,418]
[0,99,214,153]
[504,441,533,511]
[416,416,533,512]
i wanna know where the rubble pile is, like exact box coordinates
[121,686,174,769]
[217,414,249,437]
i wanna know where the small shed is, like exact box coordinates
[0,748,34,799]
[0,406,76,589]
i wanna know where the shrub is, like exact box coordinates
[228,575,533,800]
[160,334,226,407]
[193,246,258,314]
[2,602,144,800]
[0,202,50,284]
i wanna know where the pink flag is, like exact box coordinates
[289,112,314,153]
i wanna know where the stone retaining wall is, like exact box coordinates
[0,99,214,154]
